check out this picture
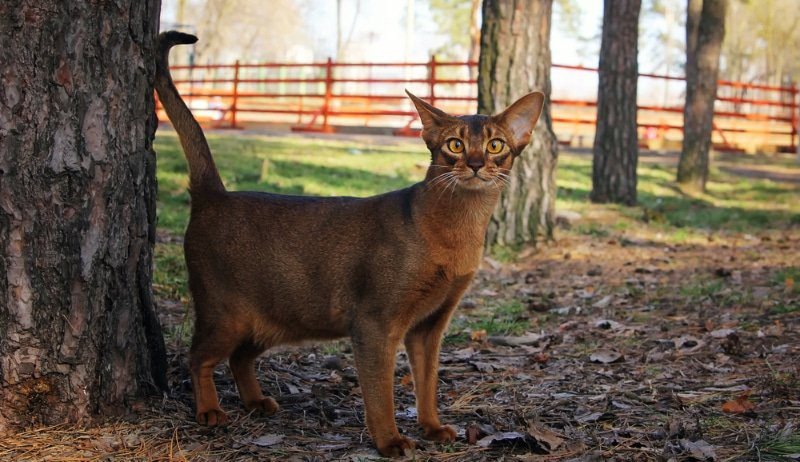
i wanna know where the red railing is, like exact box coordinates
[157,57,799,153]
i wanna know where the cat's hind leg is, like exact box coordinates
[190,332,238,426]
[230,341,279,416]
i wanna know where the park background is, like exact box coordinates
[0,1,798,461]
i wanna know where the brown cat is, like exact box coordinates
[154,31,544,457]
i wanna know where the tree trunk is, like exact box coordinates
[479,0,559,247]
[677,0,727,191]
[590,0,642,205]
[0,0,167,430]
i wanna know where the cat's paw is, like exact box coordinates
[423,424,457,442]
[196,408,229,427]
[376,435,416,458]
[245,397,279,416]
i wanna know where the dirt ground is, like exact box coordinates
[3,226,797,461]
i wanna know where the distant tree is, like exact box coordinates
[0,0,166,430]
[721,0,800,86]
[186,0,310,63]
[478,0,559,246]
[427,0,481,67]
[677,0,727,191]
[591,0,642,205]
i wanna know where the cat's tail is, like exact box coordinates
[155,31,225,194]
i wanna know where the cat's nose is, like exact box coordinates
[467,158,484,173]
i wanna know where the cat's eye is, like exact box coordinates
[447,139,464,154]
[487,139,505,154]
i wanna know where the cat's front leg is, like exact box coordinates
[351,322,415,457]
[404,304,458,442]
[404,275,472,443]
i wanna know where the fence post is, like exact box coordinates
[428,55,437,106]
[231,59,240,129]
[323,57,333,133]
[793,83,799,161]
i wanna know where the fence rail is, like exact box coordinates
[156,56,799,153]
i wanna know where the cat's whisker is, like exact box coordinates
[428,172,455,189]
[428,171,453,186]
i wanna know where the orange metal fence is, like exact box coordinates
[157,57,799,153]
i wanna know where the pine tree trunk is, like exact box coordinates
[591,0,641,205]
[677,0,727,191]
[0,0,166,430]
[479,0,559,247]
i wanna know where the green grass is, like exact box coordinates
[153,130,800,310]
[445,300,530,340]
[556,154,800,241]
[154,131,428,236]
[772,267,800,294]
[758,433,800,461]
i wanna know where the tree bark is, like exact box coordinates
[0,0,166,430]
[677,0,727,191]
[590,0,642,205]
[479,0,559,247]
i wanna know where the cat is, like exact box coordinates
[155,31,544,457]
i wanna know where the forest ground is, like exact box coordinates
[2,130,798,461]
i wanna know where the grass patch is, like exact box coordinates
[772,267,800,294]
[152,130,800,308]
[153,243,189,301]
[448,300,530,338]
[758,433,800,461]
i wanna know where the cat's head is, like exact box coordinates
[407,90,544,191]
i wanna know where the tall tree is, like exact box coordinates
[428,0,482,65]
[0,1,166,430]
[478,0,559,246]
[590,0,642,205]
[677,0,727,190]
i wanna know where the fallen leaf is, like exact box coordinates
[467,425,480,445]
[527,423,564,452]
[249,434,285,447]
[680,438,717,461]
[673,335,705,354]
[489,332,543,347]
[575,411,605,423]
[471,329,488,342]
[593,319,622,330]
[721,392,756,414]
[592,295,613,309]
[532,352,550,364]
[400,373,414,390]
[589,349,624,364]
[471,361,495,373]
[476,431,527,448]
[709,328,737,338]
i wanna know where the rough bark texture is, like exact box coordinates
[478,0,558,247]
[590,0,641,205]
[0,0,166,430]
[677,0,727,191]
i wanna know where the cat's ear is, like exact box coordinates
[406,90,452,146]
[495,92,545,154]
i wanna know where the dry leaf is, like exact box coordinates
[476,431,527,448]
[721,392,755,414]
[471,329,488,342]
[680,438,717,461]
[532,352,550,364]
[488,332,542,347]
[528,423,564,452]
[589,349,624,364]
[400,373,414,390]
[249,434,285,447]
